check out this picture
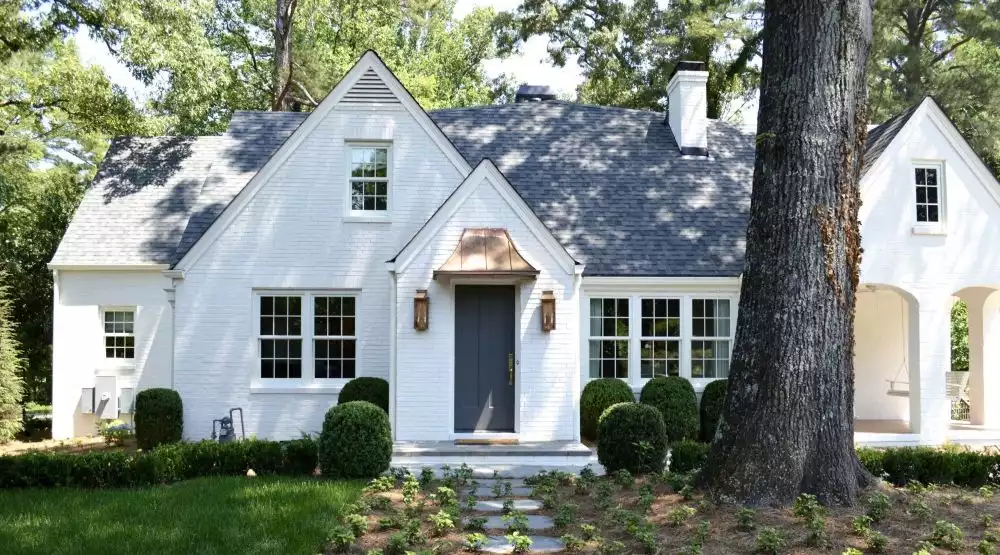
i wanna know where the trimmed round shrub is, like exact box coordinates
[338,377,389,413]
[699,379,728,442]
[580,378,635,441]
[134,388,183,450]
[319,401,392,478]
[597,402,668,474]
[639,376,698,442]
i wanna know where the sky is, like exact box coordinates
[75,0,586,104]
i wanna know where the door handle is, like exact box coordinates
[508,353,514,386]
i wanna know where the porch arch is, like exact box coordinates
[954,286,1000,427]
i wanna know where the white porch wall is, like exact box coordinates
[52,270,172,438]
[859,106,1000,443]
[173,105,464,440]
[853,290,910,421]
[394,180,578,442]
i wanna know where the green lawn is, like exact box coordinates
[0,476,363,555]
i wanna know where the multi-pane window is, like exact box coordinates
[588,298,630,378]
[915,166,940,223]
[259,296,303,379]
[691,299,732,379]
[314,296,357,379]
[349,146,389,212]
[640,298,681,378]
[103,310,135,359]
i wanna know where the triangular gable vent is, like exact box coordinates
[342,68,400,104]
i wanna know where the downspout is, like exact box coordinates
[164,287,176,389]
[572,265,584,444]
[388,266,398,442]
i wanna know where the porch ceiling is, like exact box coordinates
[433,228,540,280]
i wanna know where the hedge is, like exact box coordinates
[0,437,318,489]
[580,378,635,441]
[134,388,183,450]
[699,379,728,442]
[669,439,711,473]
[319,401,392,479]
[338,377,389,413]
[640,376,699,442]
[597,402,668,474]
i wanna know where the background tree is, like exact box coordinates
[868,0,1000,171]
[701,0,873,505]
[0,272,25,443]
[497,0,762,118]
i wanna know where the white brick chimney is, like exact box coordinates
[667,61,710,156]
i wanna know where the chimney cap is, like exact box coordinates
[515,85,557,103]
[669,61,707,79]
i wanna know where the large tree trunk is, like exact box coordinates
[271,0,297,111]
[701,0,874,506]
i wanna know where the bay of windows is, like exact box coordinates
[587,295,734,384]
[257,293,357,381]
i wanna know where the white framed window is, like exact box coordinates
[582,293,737,387]
[914,164,942,224]
[102,309,135,359]
[588,298,630,379]
[313,296,357,379]
[690,298,731,379]
[255,291,359,384]
[348,144,390,215]
[640,298,681,378]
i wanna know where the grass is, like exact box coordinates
[0,476,363,555]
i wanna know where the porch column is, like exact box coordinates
[967,289,1000,426]
[912,294,952,444]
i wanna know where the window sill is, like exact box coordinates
[250,381,347,394]
[344,215,392,224]
[912,224,946,236]
[96,362,136,374]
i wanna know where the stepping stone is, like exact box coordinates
[465,515,555,531]
[467,486,534,497]
[474,478,527,488]
[482,535,564,554]
[475,499,542,512]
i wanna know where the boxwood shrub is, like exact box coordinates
[319,401,392,478]
[133,388,183,450]
[699,379,728,442]
[338,377,389,413]
[596,402,668,474]
[580,378,635,441]
[639,376,698,442]
[670,439,711,473]
[0,436,318,489]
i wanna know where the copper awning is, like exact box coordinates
[433,228,540,280]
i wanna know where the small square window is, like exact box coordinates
[349,146,389,214]
[103,310,135,359]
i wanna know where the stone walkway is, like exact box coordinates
[468,476,565,553]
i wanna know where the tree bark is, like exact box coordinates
[271,0,298,111]
[701,0,874,506]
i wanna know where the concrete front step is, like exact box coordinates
[467,514,555,531]
[482,535,564,554]
[467,486,534,497]
[393,440,592,458]
[475,498,543,512]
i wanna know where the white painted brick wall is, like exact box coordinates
[173,104,465,440]
[52,271,172,438]
[395,176,578,441]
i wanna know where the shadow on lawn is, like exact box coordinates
[0,476,363,555]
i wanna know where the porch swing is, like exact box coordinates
[883,298,969,401]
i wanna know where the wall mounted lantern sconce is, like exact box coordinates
[414,290,429,331]
[541,290,556,332]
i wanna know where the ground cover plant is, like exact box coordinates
[0,476,363,555]
[325,460,1000,554]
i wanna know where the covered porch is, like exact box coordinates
[853,283,1000,447]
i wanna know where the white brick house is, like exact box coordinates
[49,51,1000,448]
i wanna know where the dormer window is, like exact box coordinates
[914,164,941,223]
[348,144,390,215]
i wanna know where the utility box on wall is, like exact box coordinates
[119,387,134,414]
[80,388,95,414]
[94,376,118,419]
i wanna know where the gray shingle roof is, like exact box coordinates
[51,101,917,276]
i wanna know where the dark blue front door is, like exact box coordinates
[454,285,516,432]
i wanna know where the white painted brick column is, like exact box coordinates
[967,289,1000,426]
[913,294,952,444]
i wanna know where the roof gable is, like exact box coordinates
[172,51,472,271]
